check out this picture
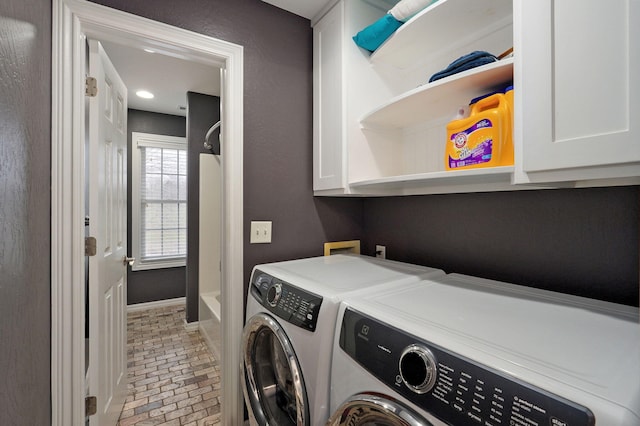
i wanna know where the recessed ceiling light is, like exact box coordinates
[143,48,155,53]
[136,90,154,99]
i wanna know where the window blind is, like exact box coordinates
[139,145,187,262]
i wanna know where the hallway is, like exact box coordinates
[117,304,222,426]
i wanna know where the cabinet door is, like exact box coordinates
[313,2,345,191]
[517,0,639,182]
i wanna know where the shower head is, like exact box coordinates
[204,120,221,151]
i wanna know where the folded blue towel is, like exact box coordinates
[429,51,498,83]
[352,14,403,53]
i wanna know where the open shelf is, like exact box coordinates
[360,57,513,129]
[350,166,514,189]
[371,0,513,69]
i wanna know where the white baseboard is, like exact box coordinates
[127,297,186,312]
[184,319,199,331]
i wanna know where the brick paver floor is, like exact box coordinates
[117,304,222,426]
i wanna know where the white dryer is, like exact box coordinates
[328,273,640,426]
[241,254,444,426]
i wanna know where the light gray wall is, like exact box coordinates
[0,1,52,424]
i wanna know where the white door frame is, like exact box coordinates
[51,1,244,424]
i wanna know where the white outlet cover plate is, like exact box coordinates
[250,221,272,244]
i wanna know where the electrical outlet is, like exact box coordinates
[250,221,272,243]
[375,245,386,259]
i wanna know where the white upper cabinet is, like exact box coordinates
[313,2,344,191]
[516,0,640,184]
[313,0,640,196]
[313,0,398,194]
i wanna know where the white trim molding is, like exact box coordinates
[51,1,244,425]
[130,132,188,271]
[183,320,200,332]
[127,297,186,312]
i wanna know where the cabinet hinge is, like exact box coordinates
[85,396,97,417]
[85,236,97,257]
[85,76,98,97]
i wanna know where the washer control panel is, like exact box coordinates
[340,308,595,426]
[250,270,323,332]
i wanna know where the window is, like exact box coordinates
[131,132,187,270]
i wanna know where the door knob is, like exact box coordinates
[123,256,136,266]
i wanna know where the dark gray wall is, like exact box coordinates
[186,92,221,322]
[0,1,51,424]
[89,0,366,304]
[362,186,640,306]
[1,1,635,423]
[127,109,187,304]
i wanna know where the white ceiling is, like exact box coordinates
[262,0,333,20]
[98,1,338,117]
[101,40,220,117]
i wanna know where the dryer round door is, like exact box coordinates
[326,393,433,426]
[242,313,309,426]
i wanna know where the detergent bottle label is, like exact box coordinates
[447,119,494,169]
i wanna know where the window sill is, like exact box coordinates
[131,259,186,272]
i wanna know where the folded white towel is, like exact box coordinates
[389,0,437,22]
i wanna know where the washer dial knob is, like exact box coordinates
[266,283,282,308]
[399,344,437,394]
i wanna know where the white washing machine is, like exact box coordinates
[241,254,445,426]
[328,273,640,426]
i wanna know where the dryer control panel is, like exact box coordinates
[340,308,595,426]
[250,270,323,332]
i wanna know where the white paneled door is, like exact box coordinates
[88,39,128,426]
